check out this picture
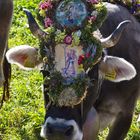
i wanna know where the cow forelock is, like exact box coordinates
[41,117,83,140]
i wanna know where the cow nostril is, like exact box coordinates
[64,125,74,136]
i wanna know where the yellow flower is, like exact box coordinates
[39,9,46,17]
[78,64,84,73]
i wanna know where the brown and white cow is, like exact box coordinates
[6,2,139,140]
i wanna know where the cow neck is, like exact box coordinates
[80,81,103,124]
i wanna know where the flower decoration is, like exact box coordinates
[64,35,73,45]
[24,0,139,107]
[39,1,53,10]
[38,0,107,46]
[36,0,107,106]
[78,55,85,65]
[89,16,97,23]
[107,0,140,15]
[44,71,89,106]
[44,17,53,28]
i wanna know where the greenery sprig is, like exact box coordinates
[44,71,89,106]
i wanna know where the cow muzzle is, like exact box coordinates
[40,117,83,140]
[46,123,73,140]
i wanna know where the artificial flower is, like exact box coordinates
[39,9,46,17]
[64,35,73,45]
[44,17,53,28]
[39,1,53,10]
[78,64,84,73]
[89,16,96,23]
[78,55,85,65]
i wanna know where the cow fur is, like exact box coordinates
[93,3,140,139]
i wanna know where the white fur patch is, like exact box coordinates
[100,56,137,82]
[40,117,83,140]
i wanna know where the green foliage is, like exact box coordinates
[0,66,44,140]
[0,0,140,140]
[9,0,41,47]
[127,101,140,140]
[1,0,45,139]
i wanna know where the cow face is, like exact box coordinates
[40,63,100,140]
[6,1,136,139]
[6,44,100,140]
[6,43,136,140]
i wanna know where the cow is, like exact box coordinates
[0,0,13,108]
[6,2,140,140]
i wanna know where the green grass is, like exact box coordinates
[1,0,44,139]
[0,67,44,140]
[0,0,140,139]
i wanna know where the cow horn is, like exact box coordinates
[23,8,48,40]
[100,20,131,48]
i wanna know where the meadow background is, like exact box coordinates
[0,0,139,139]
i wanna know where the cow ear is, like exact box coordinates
[6,45,42,70]
[99,56,136,82]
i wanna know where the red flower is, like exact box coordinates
[78,55,85,65]
[64,35,73,45]
[44,17,53,28]
[39,1,53,10]
[86,53,90,58]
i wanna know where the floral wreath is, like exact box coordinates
[38,0,107,67]
[106,0,140,15]
[35,0,107,106]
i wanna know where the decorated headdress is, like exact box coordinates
[24,0,128,107]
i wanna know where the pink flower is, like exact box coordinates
[89,16,96,22]
[64,35,73,45]
[39,1,53,10]
[86,0,98,4]
[44,17,53,28]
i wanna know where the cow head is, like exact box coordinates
[6,1,136,140]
